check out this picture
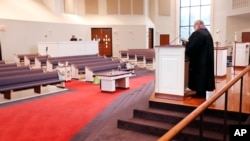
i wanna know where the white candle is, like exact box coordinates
[234,32,237,41]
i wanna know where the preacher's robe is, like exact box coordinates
[185,28,215,92]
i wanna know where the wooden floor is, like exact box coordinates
[150,67,250,114]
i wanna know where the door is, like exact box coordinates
[91,28,112,57]
[242,32,250,63]
[242,32,250,42]
[0,40,2,60]
[160,34,170,45]
[148,28,154,49]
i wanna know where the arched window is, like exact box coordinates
[180,0,211,40]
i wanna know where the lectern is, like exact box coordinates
[232,42,250,67]
[154,45,188,100]
[214,47,227,77]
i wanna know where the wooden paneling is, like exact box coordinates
[107,0,118,14]
[133,0,144,15]
[159,0,171,16]
[85,0,98,14]
[120,0,131,15]
[76,0,85,15]
[64,0,75,14]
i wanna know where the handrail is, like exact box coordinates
[158,66,250,141]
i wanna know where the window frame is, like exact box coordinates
[179,0,211,40]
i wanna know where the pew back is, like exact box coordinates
[0,68,43,77]
[0,66,30,72]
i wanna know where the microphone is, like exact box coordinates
[170,35,180,44]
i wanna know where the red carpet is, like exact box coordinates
[0,75,154,141]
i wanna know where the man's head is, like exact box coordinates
[193,20,205,30]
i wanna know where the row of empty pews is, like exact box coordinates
[13,53,134,81]
[44,54,134,81]
[0,62,65,100]
[119,49,155,70]
[1,53,135,100]
[14,53,39,66]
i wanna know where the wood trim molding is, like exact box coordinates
[214,47,228,50]
[155,93,184,101]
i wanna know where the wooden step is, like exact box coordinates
[149,100,250,121]
[133,108,239,133]
[118,117,224,141]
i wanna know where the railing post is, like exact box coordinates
[199,113,204,140]
[239,77,244,125]
[224,90,228,141]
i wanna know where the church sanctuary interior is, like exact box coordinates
[0,0,250,141]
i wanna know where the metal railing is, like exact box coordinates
[158,66,250,141]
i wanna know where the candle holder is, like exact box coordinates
[232,41,238,75]
[215,41,220,83]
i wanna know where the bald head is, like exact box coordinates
[193,20,205,30]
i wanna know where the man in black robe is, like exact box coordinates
[185,20,215,98]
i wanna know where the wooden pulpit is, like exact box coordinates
[154,45,188,100]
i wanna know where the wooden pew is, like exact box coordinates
[14,53,39,65]
[119,50,128,61]
[0,68,43,77]
[0,66,30,73]
[46,54,99,71]
[34,55,49,69]
[85,62,127,82]
[24,54,40,66]
[71,59,120,79]
[0,71,65,100]
[0,63,17,68]
[57,56,106,66]
[144,53,155,70]
[0,60,5,64]
[127,49,155,69]
[58,54,101,63]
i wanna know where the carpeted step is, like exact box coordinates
[117,100,249,140]
[149,100,250,121]
[117,117,223,141]
[133,108,239,133]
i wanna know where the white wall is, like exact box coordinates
[226,16,250,42]
[0,18,148,61]
[213,0,250,47]
[0,0,150,61]
[211,0,228,46]
[0,19,90,61]
[212,0,250,55]
[0,0,249,61]
[151,0,177,45]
